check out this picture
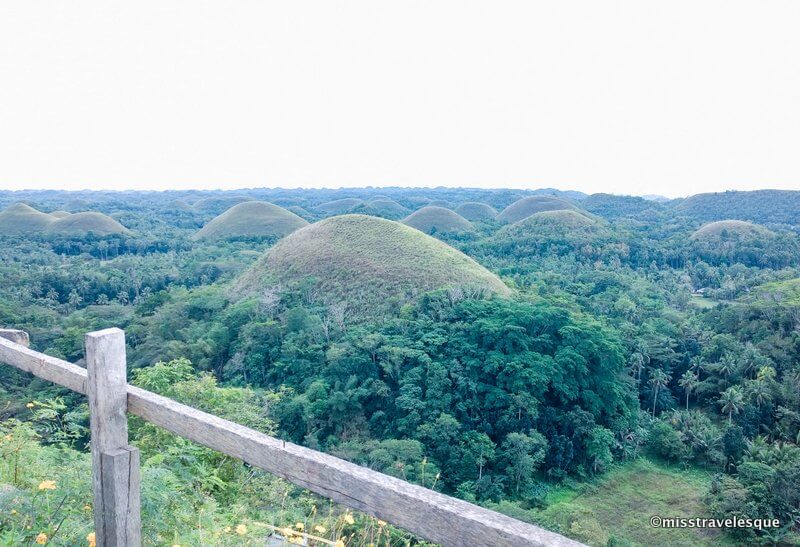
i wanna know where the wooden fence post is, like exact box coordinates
[85,328,141,547]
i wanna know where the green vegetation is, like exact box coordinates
[45,212,129,236]
[402,206,474,235]
[0,203,57,235]
[455,202,498,221]
[315,198,364,214]
[235,214,509,310]
[2,187,800,546]
[350,199,408,220]
[496,196,579,224]
[533,459,726,546]
[690,220,773,241]
[193,201,309,241]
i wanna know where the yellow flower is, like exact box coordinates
[343,513,354,525]
[236,524,247,535]
[87,532,96,547]
[335,540,346,547]
[38,480,56,491]
[84,505,91,511]
[3,434,11,441]
[313,525,327,534]
[294,522,304,530]
[35,533,48,544]
[224,526,231,533]
[377,519,387,526]
[26,403,35,408]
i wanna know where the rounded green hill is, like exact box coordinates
[192,196,251,214]
[0,203,55,234]
[235,215,510,308]
[690,220,773,241]
[315,198,364,214]
[454,202,498,221]
[193,201,309,240]
[403,206,473,234]
[46,212,129,236]
[497,196,577,224]
[498,210,599,239]
[520,209,597,228]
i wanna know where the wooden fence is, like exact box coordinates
[0,328,581,547]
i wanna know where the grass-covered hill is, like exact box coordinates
[46,212,130,236]
[192,195,252,215]
[235,214,510,310]
[402,206,474,234]
[315,198,364,214]
[516,209,598,229]
[690,220,773,241]
[674,189,800,225]
[349,198,408,220]
[488,209,607,258]
[0,203,56,235]
[496,196,578,224]
[454,202,498,221]
[193,201,309,241]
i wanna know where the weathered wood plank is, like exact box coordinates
[0,329,30,347]
[127,385,580,546]
[100,447,142,547]
[0,334,87,394]
[86,328,140,547]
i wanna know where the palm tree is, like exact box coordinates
[629,352,645,388]
[718,386,744,423]
[678,370,699,410]
[747,379,772,409]
[715,354,738,388]
[649,369,671,416]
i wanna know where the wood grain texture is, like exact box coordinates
[0,334,87,394]
[100,447,142,547]
[86,328,139,547]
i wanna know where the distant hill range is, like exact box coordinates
[671,190,800,225]
[1,188,798,227]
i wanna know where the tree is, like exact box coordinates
[500,431,548,495]
[678,370,699,410]
[718,386,744,423]
[457,431,496,482]
[648,368,671,416]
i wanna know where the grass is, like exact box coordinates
[454,202,498,221]
[235,214,510,309]
[0,203,56,235]
[402,206,473,234]
[315,198,364,214]
[46,212,129,235]
[193,201,309,240]
[496,196,578,223]
[690,220,773,241]
[690,294,718,309]
[533,458,731,547]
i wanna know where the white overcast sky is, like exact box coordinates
[1,2,799,197]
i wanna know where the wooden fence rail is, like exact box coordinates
[0,328,581,547]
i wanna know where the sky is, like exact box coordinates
[1,1,799,198]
